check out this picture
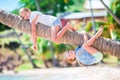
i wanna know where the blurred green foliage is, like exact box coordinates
[107,0,120,41]
[85,21,111,38]
[0,23,11,31]
[19,0,74,15]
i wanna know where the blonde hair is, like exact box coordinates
[65,57,76,64]
[19,7,31,14]
[64,51,76,64]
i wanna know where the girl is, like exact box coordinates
[64,26,103,65]
[19,8,75,49]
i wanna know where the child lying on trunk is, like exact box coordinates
[19,7,75,50]
[64,26,103,65]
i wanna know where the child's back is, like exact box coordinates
[29,11,58,26]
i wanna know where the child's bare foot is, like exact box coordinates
[95,25,103,38]
[64,22,71,28]
[65,22,76,31]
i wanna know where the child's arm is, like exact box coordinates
[31,14,39,49]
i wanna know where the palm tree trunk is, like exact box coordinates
[100,0,120,25]
[0,9,120,57]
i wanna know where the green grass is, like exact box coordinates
[103,54,118,63]
[15,59,44,71]
[33,59,44,67]
[15,62,33,71]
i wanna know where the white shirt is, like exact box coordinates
[29,11,57,27]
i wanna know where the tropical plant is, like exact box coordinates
[100,0,120,41]
[85,21,111,38]
[19,0,74,15]
[0,23,11,31]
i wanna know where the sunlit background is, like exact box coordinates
[0,0,120,80]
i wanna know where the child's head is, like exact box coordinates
[19,7,31,20]
[64,50,76,64]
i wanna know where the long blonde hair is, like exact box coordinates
[64,51,76,64]
[19,7,31,13]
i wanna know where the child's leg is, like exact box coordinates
[68,25,76,31]
[51,23,71,43]
[31,24,37,50]
[65,22,76,31]
[51,26,60,42]
[84,26,103,46]
[82,26,103,54]
[83,43,100,54]
[83,32,89,42]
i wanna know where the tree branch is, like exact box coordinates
[100,0,120,25]
[0,31,22,38]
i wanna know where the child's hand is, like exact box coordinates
[32,45,38,50]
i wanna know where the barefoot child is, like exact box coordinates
[64,26,103,65]
[19,8,74,49]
